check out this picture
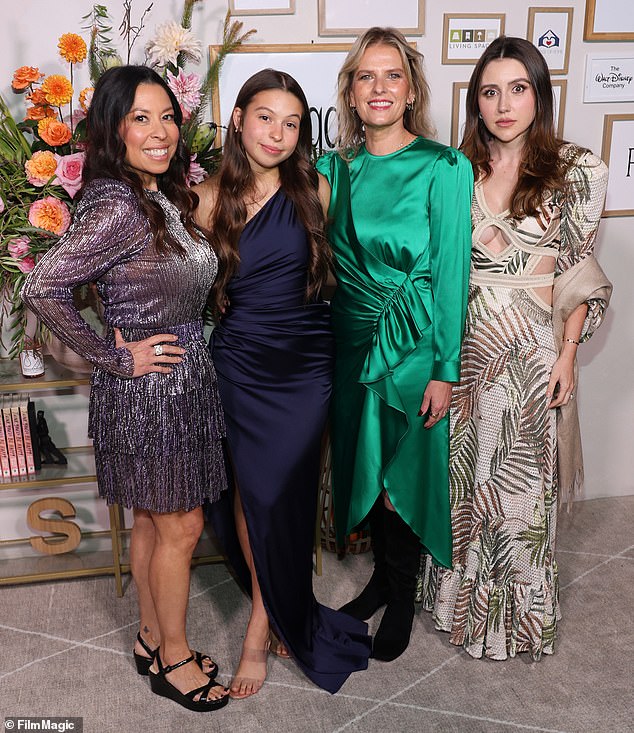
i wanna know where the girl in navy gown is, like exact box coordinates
[195,69,371,698]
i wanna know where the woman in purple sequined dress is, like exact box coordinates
[195,69,371,699]
[21,66,229,712]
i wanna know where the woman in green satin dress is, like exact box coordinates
[316,27,473,661]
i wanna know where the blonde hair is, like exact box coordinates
[335,27,435,156]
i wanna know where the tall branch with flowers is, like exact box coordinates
[0,0,254,358]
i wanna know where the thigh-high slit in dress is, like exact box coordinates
[209,189,371,693]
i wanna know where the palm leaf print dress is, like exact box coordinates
[421,146,610,660]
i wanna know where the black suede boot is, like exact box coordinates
[339,499,388,620]
[371,508,421,661]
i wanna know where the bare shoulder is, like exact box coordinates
[192,176,220,227]
[317,172,331,217]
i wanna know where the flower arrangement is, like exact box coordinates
[0,0,254,357]
[0,34,89,355]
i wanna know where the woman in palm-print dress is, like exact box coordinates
[421,37,612,660]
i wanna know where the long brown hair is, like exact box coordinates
[207,69,330,315]
[83,65,200,253]
[335,27,435,156]
[461,36,567,218]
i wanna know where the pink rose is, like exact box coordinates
[71,108,86,126]
[54,151,85,198]
[64,108,87,128]
[8,235,31,259]
[0,196,5,214]
[17,256,36,273]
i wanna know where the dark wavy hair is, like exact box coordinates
[206,68,331,315]
[461,36,568,218]
[81,64,199,253]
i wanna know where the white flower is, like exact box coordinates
[145,21,202,69]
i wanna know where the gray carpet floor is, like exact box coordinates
[1,495,633,733]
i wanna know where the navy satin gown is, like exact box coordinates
[209,189,371,693]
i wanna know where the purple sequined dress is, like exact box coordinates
[21,178,227,512]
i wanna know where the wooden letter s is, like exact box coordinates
[27,497,82,555]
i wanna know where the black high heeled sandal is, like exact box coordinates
[149,652,229,712]
[133,632,219,678]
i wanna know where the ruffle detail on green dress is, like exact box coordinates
[359,274,431,384]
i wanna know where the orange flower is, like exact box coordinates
[38,118,72,146]
[25,105,57,121]
[41,74,73,106]
[58,33,87,64]
[27,88,48,105]
[28,196,71,235]
[12,66,43,91]
[25,151,58,186]
[79,87,94,112]
[26,89,57,121]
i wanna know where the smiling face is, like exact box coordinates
[120,82,180,190]
[233,89,303,175]
[478,57,537,147]
[349,43,414,133]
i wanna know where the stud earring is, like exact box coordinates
[478,112,483,120]
[406,98,415,111]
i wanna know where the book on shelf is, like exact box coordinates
[0,394,41,481]
[19,394,37,475]
[2,395,19,478]
[11,399,27,476]
[0,398,10,479]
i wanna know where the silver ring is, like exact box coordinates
[154,344,163,357]
[431,412,440,418]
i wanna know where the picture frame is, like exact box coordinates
[450,78,566,147]
[551,79,567,137]
[584,0,634,41]
[442,14,505,65]
[527,7,573,75]
[600,114,634,217]
[450,82,469,148]
[317,0,424,37]
[228,0,295,15]
[209,43,351,152]
[584,55,634,103]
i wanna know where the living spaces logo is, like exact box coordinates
[449,27,497,46]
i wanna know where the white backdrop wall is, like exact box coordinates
[1,0,632,505]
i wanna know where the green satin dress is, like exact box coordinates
[316,137,473,568]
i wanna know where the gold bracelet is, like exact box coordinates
[564,337,580,346]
